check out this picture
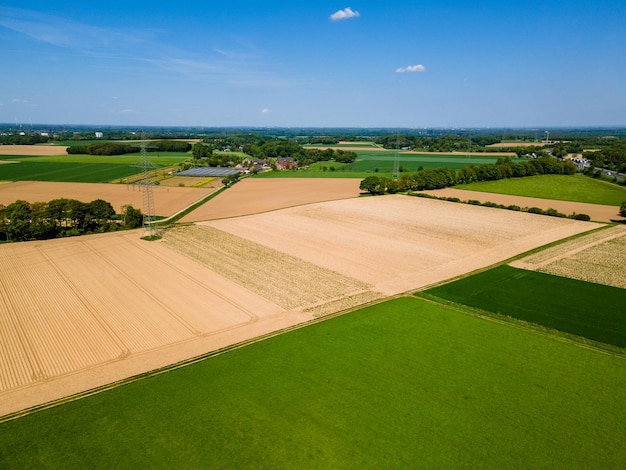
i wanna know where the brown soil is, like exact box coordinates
[0,194,599,417]
[180,178,362,221]
[0,145,68,156]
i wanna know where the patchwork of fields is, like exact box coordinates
[0,195,599,416]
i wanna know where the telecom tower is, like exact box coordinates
[137,140,158,238]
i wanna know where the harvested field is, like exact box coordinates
[162,225,375,310]
[422,188,622,223]
[202,195,600,295]
[511,225,626,289]
[0,195,600,416]
[0,181,216,216]
[0,230,291,416]
[0,145,68,156]
[180,177,362,221]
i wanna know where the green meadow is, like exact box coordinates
[0,154,189,183]
[425,265,626,348]
[1,297,624,469]
[459,174,626,206]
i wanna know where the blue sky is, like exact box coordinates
[1,1,624,128]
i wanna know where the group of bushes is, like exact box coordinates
[359,156,577,195]
[411,192,591,221]
[0,198,144,242]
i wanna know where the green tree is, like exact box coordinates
[88,199,116,230]
[192,142,211,160]
[122,205,144,229]
[360,176,385,195]
[620,201,626,218]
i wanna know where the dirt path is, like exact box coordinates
[421,188,623,223]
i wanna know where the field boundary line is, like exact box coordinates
[0,293,398,424]
[414,292,626,359]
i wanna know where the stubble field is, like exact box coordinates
[0,194,599,416]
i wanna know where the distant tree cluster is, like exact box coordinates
[0,199,143,242]
[583,141,626,173]
[149,140,192,152]
[66,143,140,155]
[241,140,356,166]
[375,134,500,152]
[360,157,577,195]
[0,134,49,145]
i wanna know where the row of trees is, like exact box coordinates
[67,143,140,155]
[360,157,577,195]
[0,134,49,145]
[0,199,143,242]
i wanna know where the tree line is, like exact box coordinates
[67,143,141,155]
[0,199,144,242]
[360,156,577,195]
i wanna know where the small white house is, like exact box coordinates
[95,132,104,138]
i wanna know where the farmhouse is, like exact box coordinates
[275,157,297,170]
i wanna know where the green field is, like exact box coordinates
[255,151,519,178]
[0,154,189,183]
[425,265,626,347]
[459,174,626,206]
[1,297,624,468]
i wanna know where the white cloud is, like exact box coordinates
[330,7,360,21]
[261,108,271,114]
[396,64,426,73]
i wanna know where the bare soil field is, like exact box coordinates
[0,145,68,156]
[180,177,362,221]
[422,188,623,223]
[0,230,295,416]
[0,195,599,417]
[511,225,626,289]
[0,181,215,216]
[202,195,599,296]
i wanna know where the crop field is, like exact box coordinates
[1,297,624,468]
[425,264,626,347]
[511,225,626,289]
[0,154,189,183]
[459,174,626,206]
[0,145,68,156]
[0,194,599,416]
[200,195,598,295]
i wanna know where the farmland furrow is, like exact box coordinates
[48,240,195,352]
[126,237,261,325]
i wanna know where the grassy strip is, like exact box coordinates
[459,173,626,206]
[0,297,624,468]
[425,265,626,347]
